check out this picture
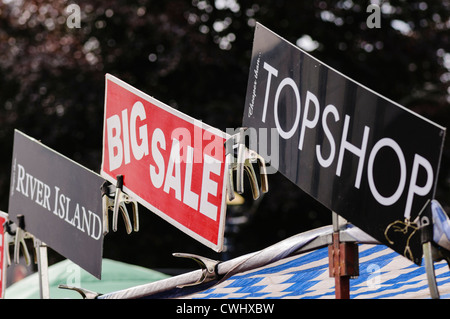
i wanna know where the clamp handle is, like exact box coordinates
[225,137,237,201]
[101,177,139,235]
[173,253,220,288]
[112,175,139,234]
[225,128,269,202]
[236,127,246,195]
[101,181,113,235]
[58,284,102,299]
[13,215,31,266]
[247,150,269,196]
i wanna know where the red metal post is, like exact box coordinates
[328,232,359,299]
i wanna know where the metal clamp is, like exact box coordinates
[225,128,268,201]
[173,253,220,288]
[101,175,139,235]
[13,215,32,266]
[420,199,450,299]
[58,284,102,299]
[3,219,15,266]
[101,181,114,235]
[422,240,440,299]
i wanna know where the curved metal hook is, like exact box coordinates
[173,253,220,288]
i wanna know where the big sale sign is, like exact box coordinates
[101,74,228,251]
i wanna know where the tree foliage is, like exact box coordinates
[0,0,449,267]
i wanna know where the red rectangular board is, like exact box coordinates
[101,74,228,251]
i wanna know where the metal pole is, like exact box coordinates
[328,211,358,299]
[34,238,50,299]
[420,210,440,299]
[423,242,440,299]
[332,211,340,232]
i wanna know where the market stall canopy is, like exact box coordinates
[5,258,169,299]
[189,243,450,299]
[98,224,450,299]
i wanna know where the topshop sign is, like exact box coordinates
[243,24,446,264]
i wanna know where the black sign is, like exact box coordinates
[243,23,446,264]
[8,130,104,278]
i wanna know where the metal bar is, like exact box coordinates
[34,238,50,299]
[329,211,358,299]
[334,274,350,299]
[332,211,339,232]
[329,231,351,299]
[419,202,440,299]
[423,242,440,299]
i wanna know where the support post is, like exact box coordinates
[34,238,50,299]
[420,201,440,299]
[328,212,359,299]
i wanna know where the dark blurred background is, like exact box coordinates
[0,0,449,273]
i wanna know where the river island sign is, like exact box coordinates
[8,130,104,278]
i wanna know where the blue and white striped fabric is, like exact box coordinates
[189,244,450,299]
[432,200,450,252]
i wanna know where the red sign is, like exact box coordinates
[0,211,7,299]
[101,74,228,251]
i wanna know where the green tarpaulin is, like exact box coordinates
[5,258,170,299]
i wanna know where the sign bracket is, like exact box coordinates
[225,127,269,201]
[13,215,32,266]
[101,175,139,235]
